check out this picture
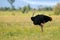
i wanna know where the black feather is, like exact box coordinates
[31,14,52,25]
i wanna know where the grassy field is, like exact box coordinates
[0,11,60,40]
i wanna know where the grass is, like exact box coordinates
[0,11,60,40]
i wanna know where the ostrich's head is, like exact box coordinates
[31,17,35,21]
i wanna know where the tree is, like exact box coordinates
[0,7,11,11]
[54,3,60,15]
[38,6,53,11]
[22,4,31,13]
[8,0,15,10]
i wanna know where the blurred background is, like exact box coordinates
[0,0,60,40]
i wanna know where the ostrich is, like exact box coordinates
[31,11,52,32]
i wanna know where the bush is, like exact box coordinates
[22,5,31,13]
[54,3,60,15]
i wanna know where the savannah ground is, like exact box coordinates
[0,11,60,40]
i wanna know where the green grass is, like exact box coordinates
[0,11,54,16]
[0,11,60,40]
[0,22,60,40]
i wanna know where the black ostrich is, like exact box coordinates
[31,12,52,32]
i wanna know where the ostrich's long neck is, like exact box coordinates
[32,11,35,17]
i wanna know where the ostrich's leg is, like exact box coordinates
[40,23,44,32]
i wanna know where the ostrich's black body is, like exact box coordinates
[31,15,52,25]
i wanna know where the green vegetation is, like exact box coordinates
[54,3,60,15]
[0,11,60,40]
[0,1,60,40]
[1,2,60,15]
[0,11,54,16]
